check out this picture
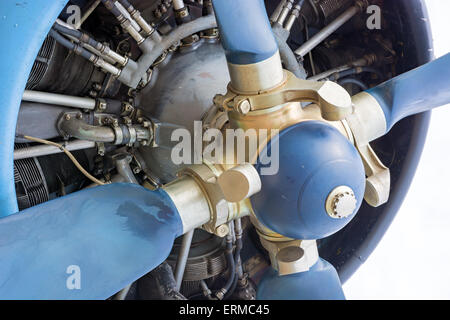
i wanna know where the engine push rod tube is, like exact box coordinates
[173,229,194,291]
[294,0,366,58]
[113,153,138,300]
[22,90,97,110]
[13,139,96,160]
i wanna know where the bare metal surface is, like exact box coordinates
[13,140,95,160]
[22,90,96,110]
[295,5,361,57]
[174,229,195,291]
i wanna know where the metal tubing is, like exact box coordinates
[59,118,116,143]
[174,229,194,291]
[49,29,96,61]
[117,0,154,35]
[54,20,128,66]
[50,29,121,76]
[284,3,302,31]
[13,140,95,160]
[216,229,235,299]
[294,4,361,57]
[234,218,244,278]
[308,65,353,81]
[119,0,155,35]
[22,90,96,109]
[118,15,217,88]
[102,0,144,44]
[114,1,142,32]
[75,0,102,29]
[114,154,139,184]
[276,0,294,25]
[113,153,138,300]
[270,0,287,23]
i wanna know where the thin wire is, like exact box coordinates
[22,135,106,186]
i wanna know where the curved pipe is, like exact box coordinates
[118,14,217,87]
[114,154,139,184]
[59,118,116,143]
[0,183,183,299]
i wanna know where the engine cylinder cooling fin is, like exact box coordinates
[14,144,49,210]
[167,230,228,283]
[25,35,56,90]
[317,0,353,22]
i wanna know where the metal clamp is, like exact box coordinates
[179,163,261,237]
[216,70,352,121]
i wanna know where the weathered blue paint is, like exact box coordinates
[367,53,450,132]
[257,258,345,300]
[0,0,69,217]
[212,0,278,64]
[0,183,183,299]
[252,121,366,240]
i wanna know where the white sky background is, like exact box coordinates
[343,0,450,299]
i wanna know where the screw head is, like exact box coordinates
[237,99,251,115]
[215,224,229,237]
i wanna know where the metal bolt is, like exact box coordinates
[215,224,229,237]
[133,167,141,174]
[237,99,251,115]
[64,114,71,121]
[97,100,107,111]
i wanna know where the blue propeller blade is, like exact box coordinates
[367,53,450,132]
[257,258,345,300]
[212,0,278,65]
[0,183,182,299]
